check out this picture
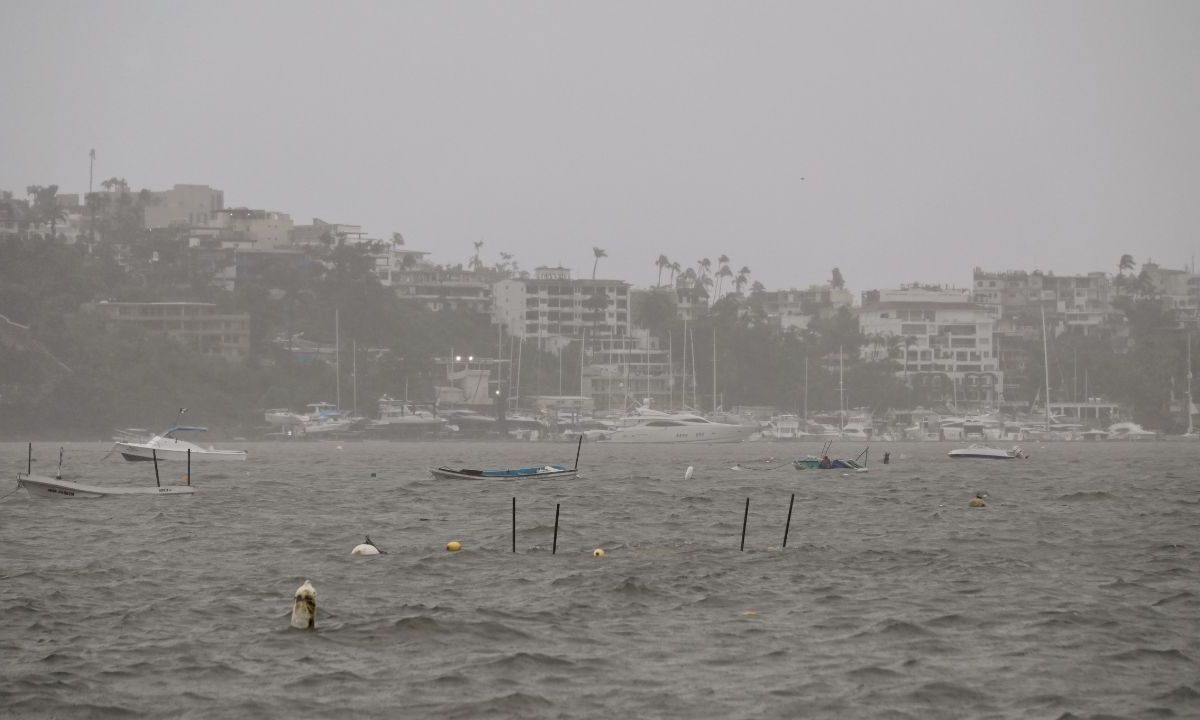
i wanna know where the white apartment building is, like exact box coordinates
[859,286,1003,406]
[212,208,293,249]
[493,267,630,344]
[760,284,854,331]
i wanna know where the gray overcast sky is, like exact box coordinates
[3,1,1198,294]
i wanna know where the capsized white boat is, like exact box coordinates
[114,425,247,462]
[948,444,1027,460]
[17,473,196,499]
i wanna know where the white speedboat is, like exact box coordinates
[948,444,1026,460]
[600,412,756,444]
[1106,422,1158,440]
[114,425,247,462]
[763,414,801,440]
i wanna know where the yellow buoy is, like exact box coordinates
[592,548,605,557]
[969,496,986,508]
[446,541,462,552]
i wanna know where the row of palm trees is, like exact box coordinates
[653,253,752,302]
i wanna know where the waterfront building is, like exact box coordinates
[493,266,630,343]
[87,301,250,361]
[212,207,293,249]
[1137,262,1200,323]
[582,332,678,412]
[859,286,1003,407]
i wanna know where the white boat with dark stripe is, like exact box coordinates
[948,444,1027,460]
[17,473,196,499]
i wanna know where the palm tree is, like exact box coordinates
[26,185,65,238]
[734,266,751,295]
[669,261,682,287]
[592,246,607,280]
[716,265,734,298]
[470,240,484,271]
[831,267,845,289]
[655,254,670,287]
[1119,254,1135,274]
[698,257,712,279]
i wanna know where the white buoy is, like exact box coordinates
[351,535,385,556]
[291,580,317,629]
[684,465,694,480]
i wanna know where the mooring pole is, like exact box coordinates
[740,497,750,551]
[152,450,161,487]
[512,497,516,553]
[27,442,32,474]
[574,435,583,470]
[552,503,560,554]
[782,493,795,548]
[186,449,191,486]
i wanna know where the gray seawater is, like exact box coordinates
[1,440,1198,719]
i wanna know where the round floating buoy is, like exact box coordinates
[290,580,317,630]
[684,465,694,480]
[593,548,605,558]
[446,541,462,552]
[969,494,987,508]
[336,445,343,451]
[370,472,377,478]
[351,535,385,555]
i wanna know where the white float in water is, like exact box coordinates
[684,465,694,480]
[351,535,385,555]
[291,580,317,629]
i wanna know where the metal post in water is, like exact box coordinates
[153,450,161,487]
[552,503,560,554]
[740,498,749,551]
[187,448,191,486]
[783,493,795,548]
[512,497,516,553]
[27,442,32,474]
[57,447,63,480]
[574,435,583,470]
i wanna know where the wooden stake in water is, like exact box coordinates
[152,450,161,487]
[782,493,795,548]
[512,497,516,553]
[740,498,750,551]
[27,442,32,474]
[186,448,191,486]
[574,435,583,470]
[552,503,560,554]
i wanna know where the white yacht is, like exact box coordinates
[763,414,801,440]
[366,395,444,438]
[114,426,247,462]
[840,422,873,441]
[300,403,355,435]
[948,444,1027,460]
[265,408,308,426]
[601,412,756,444]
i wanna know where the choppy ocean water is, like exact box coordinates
[1,439,1198,719]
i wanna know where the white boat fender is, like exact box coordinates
[684,465,694,480]
[351,535,385,556]
[291,580,317,629]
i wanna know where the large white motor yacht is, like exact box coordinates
[601,412,756,444]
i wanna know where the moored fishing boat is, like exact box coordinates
[430,438,583,480]
[17,474,196,498]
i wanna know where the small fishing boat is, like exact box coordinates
[947,444,1027,460]
[17,474,196,499]
[114,425,246,462]
[16,444,196,499]
[430,437,582,480]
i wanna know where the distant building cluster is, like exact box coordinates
[3,179,1197,408]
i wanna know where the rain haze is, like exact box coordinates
[3,4,1200,719]
[3,0,1198,289]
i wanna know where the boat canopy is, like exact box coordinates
[164,425,209,436]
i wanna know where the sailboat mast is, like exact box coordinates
[352,339,357,416]
[1041,305,1052,429]
[1188,333,1195,435]
[712,328,717,414]
[335,308,341,411]
[838,345,845,434]
[691,327,698,410]
[803,356,808,419]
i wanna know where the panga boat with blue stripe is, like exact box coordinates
[429,464,577,481]
[17,473,196,499]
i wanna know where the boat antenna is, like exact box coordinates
[574,434,583,470]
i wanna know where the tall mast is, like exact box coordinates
[838,345,845,434]
[803,356,808,419]
[712,328,717,414]
[690,327,698,410]
[351,339,357,416]
[1188,333,1195,435]
[1041,305,1052,429]
[335,308,341,411]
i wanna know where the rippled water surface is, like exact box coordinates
[1,440,1198,719]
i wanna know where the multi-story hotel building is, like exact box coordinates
[859,286,1003,407]
[492,266,630,343]
[88,301,251,361]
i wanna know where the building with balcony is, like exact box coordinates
[143,184,225,229]
[859,286,1002,407]
[212,208,293,249]
[582,332,681,412]
[87,301,250,361]
[493,266,630,344]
